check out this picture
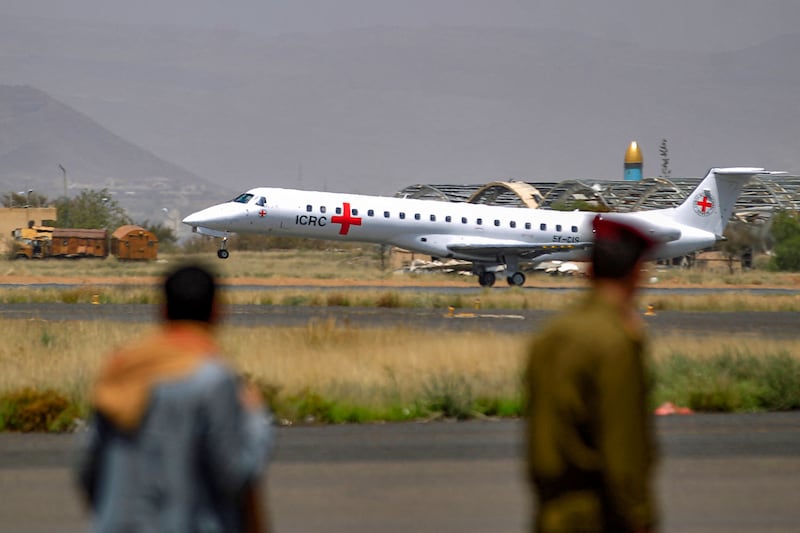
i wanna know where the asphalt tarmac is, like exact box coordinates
[0,414,799,532]
[0,299,798,531]
[1,302,798,337]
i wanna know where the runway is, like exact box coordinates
[0,302,798,337]
[0,413,798,532]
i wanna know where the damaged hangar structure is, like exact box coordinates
[396,174,800,264]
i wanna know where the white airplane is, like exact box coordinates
[182,167,778,287]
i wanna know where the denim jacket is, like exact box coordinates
[77,360,273,533]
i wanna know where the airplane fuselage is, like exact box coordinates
[184,168,773,286]
[189,187,599,263]
[187,187,716,263]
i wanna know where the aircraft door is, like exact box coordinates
[245,196,268,225]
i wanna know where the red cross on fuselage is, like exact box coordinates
[331,202,362,235]
[258,209,267,217]
[696,195,713,213]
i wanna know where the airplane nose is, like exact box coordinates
[182,211,202,225]
[180,204,238,232]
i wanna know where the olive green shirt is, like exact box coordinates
[525,292,657,532]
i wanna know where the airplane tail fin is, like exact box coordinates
[671,167,772,236]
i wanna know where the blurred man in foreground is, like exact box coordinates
[525,215,658,533]
[77,264,273,532]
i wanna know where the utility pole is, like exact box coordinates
[59,164,68,226]
[59,164,67,198]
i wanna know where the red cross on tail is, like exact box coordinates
[696,195,713,213]
[331,202,362,235]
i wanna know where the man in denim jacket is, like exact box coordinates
[77,264,273,532]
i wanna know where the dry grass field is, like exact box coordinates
[0,249,798,428]
[1,317,798,427]
[1,249,799,288]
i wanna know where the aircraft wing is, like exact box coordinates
[447,241,592,259]
[191,225,229,238]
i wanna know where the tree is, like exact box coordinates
[719,221,756,273]
[659,138,671,179]
[769,210,800,271]
[1,191,50,208]
[139,220,178,252]
[54,189,132,230]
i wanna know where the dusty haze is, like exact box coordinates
[2,0,800,206]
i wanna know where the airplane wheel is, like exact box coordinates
[217,249,230,259]
[478,272,496,287]
[508,272,526,286]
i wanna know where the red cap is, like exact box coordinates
[592,215,658,250]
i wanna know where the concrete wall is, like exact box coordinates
[0,207,58,253]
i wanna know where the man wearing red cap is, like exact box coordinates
[524,215,658,532]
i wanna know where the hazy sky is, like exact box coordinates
[4,0,800,198]
[6,0,800,52]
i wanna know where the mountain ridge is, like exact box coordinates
[0,84,228,225]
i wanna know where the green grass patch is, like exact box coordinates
[653,351,800,412]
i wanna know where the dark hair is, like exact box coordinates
[591,237,648,280]
[164,265,217,322]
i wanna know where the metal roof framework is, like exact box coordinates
[397,175,800,216]
[467,181,545,208]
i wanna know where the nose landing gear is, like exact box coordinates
[217,238,229,259]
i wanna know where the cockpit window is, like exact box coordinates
[255,197,267,207]
[232,193,254,204]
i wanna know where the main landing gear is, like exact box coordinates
[478,271,496,287]
[475,270,526,287]
[217,237,229,259]
[506,271,526,286]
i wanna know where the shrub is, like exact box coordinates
[376,291,401,308]
[422,374,474,420]
[0,388,77,432]
[326,293,351,307]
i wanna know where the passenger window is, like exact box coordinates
[556,224,562,232]
[494,220,500,227]
[445,215,452,223]
[306,205,312,212]
[430,214,436,222]
[525,222,531,230]
[571,226,578,233]
[400,212,406,220]
[384,211,390,218]
[461,217,467,224]
[336,207,342,215]
[321,206,327,214]
[414,213,420,220]
[368,209,374,216]
[510,221,516,228]
[352,209,359,216]
[477,218,483,225]
[540,223,546,231]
